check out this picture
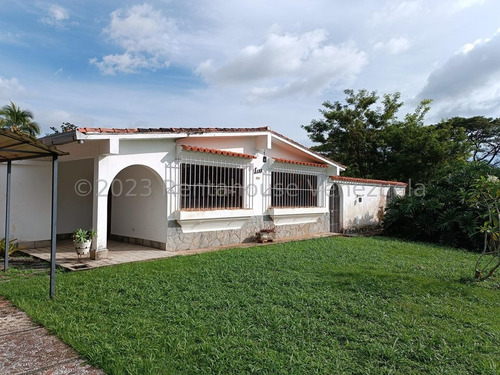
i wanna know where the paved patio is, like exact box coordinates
[22,240,176,271]
[22,233,338,271]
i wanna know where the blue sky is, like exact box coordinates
[1,0,500,145]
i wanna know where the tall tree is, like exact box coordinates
[303,89,471,182]
[0,101,41,137]
[441,116,500,166]
[302,89,403,178]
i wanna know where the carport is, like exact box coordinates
[0,129,67,299]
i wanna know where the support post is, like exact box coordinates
[3,160,11,272]
[50,155,58,299]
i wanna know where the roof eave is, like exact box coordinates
[270,132,346,170]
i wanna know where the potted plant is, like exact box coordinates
[72,228,97,256]
[256,227,276,243]
[1,237,19,258]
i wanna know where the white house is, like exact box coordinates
[0,127,405,254]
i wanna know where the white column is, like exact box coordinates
[92,156,109,251]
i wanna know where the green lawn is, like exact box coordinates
[1,236,500,374]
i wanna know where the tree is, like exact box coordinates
[0,101,41,137]
[303,89,403,178]
[442,116,500,166]
[381,107,470,182]
[303,89,471,182]
[48,122,78,135]
[468,175,500,280]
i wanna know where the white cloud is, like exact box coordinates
[373,37,411,54]
[418,28,500,119]
[90,4,179,75]
[0,77,26,100]
[419,28,500,100]
[454,0,485,10]
[40,4,71,28]
[371,1,423,24]
[196,29,367,102]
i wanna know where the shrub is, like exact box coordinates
[383,162,500,251]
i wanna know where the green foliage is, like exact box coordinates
[0,237,19,257]
[72,228,97,243]
[1,237,499,374]
[467,175,500,280]
[303,90,471,182]
[48,122,78,135]
[384,162,500,250]
[303,89,402,179]
[0,101,41,137]
[444,116,500,166]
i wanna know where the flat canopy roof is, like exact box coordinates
[0,129,68,162]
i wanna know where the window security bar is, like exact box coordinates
[176,155,254,210]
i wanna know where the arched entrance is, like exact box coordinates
[107,165,166,249]
[329,184,341,233]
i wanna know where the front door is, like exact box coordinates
[329,184,341,233]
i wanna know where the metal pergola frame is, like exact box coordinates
[0,129,67,299]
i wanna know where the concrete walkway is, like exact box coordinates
[0,297,104,375]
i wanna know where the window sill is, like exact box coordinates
[175,209,253,233]
[267,207,327,226]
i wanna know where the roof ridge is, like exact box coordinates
[181,144,256,159]
[330,175,407,186]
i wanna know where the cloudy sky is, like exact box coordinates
[1,0,499,145]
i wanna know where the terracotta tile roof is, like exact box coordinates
[273,157,328,168]
[181,144,256,159]
[77,128,138,134]
[330,175,407,186]
[78,127,270,134]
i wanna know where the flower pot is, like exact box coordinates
[256,230,276,243]
[73,240,91,255]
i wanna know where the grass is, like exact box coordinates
[1,236,500,374]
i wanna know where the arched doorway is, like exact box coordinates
[329,184,341,233]
[107,165,166,249]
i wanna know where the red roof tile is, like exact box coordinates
[78,127,270,134]
[77,127,139,134]
[330,175,407,186]
[273,157,328,168]
[181,144,256,159]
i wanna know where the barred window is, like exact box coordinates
[180,163,244,209]
[271,171,318,207]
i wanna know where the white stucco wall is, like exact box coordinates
[0,161,52,242]
[57,159,94,234]
[110,165,167,243]
[333,182,405,232]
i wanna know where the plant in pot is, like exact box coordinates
[72,228,97,256]
[1,237,20,258]
[256,227,276,243]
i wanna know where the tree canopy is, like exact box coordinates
[303,89,471,182]
[0,101,41,137]
[441,116,500,167]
